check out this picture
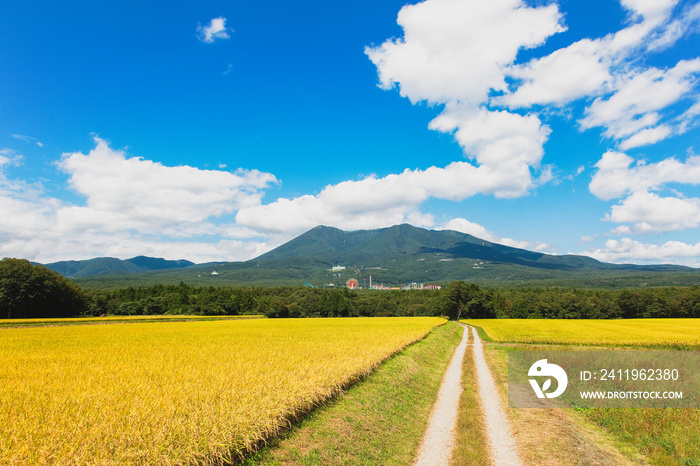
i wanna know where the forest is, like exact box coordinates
[3,259,700,320]
[82,281,700,320]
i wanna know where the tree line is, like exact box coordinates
[2,259,700,319]
[83,281,700,320]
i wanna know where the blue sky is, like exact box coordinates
[1,0,699,265]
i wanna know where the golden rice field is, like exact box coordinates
[461,318,700,348]
[0,314,264,327]
[0,316,444,465]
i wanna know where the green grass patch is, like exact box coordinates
[245,321,464,465]
[581,408,700,465]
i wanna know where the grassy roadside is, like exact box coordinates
[482,343,644,465]
[467,322,699,465]
[245,321,463,465]
[450,325,490,465]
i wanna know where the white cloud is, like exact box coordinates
[495,0,694,111]
[441,218,529,249]
[235,169,436,235]
[57,138,276,233]
[493,0,698,152]
[647,2,700,51]
[605,190,700,234]
[590,150,700,239]
[620,0,678,21]
[0,138,279,263]
[440,217,555,252]
[0,149,23,168]
[580,59,700,147]
[583,237,700,267]
[579,235,598,244]
[428,105,550,192]
[365,0,699,211]
[10,134,43,147]
[590,150,700,200]
[618,125,673,150]
[496,39,613,108]
[365,0,563,106]
[197,17,231,43]
[364,0,560,199]
[236,150,553,238]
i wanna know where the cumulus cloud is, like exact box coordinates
[441,218,524,248]
[428,105,550,197]
[496,38,613,108]
[590,150,700,200]
[0,138,278,263]
[197,17,231,43]
[365,0,563,106]
[580,59,700,147]
[494,0,699,151]
[496,0,685,110]
[618,125,674,150]
[605,190,700,234]
[364,0,699,218]
[589,150,700,238]
[441,217,557,252]
[236,148,553,238]
[236,168,438,235]
[583,238,700,267]
[57,138,276,234]
[364,0,563,199]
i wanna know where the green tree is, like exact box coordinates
[440,281,479,320]
[0,258,87,318]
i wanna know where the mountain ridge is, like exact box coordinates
[41,224,698,288]
[255,224,679,271]
[43,256,195,278]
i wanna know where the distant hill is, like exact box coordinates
[65,224,698,289]
[43,256,195,278]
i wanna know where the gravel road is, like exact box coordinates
[471,325,524,466]
[413,324,523,466]
[413,324,469,466]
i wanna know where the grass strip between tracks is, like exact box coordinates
[450,326,490,465]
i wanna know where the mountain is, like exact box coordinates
[256,224,696,271]
[43,256,195,278]
[256,224,609,270]
[67,224,698,289]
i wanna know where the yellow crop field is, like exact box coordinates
[0,314,264,327]
[0,316,444,465]
[461,318,700,348]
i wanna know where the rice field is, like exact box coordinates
[0,314,264,328]
[461,318,700,348]
[0,316,444,465]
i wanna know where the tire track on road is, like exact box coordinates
[470,325,523,466]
